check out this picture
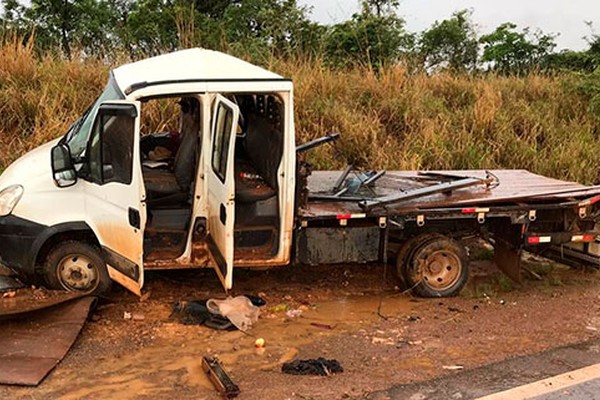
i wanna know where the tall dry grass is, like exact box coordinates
[278,58,600,184]
[0,37,108,171]
[0,41,598,184]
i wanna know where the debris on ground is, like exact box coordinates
[202,356,240,399]
[170,300,235,330]
[282,357,344,376]
[132,312,145,321]
[310,322,335,330]
[0,294,96,386]
[285,309,303,318]
[206,296,261,331]
[371,337,396,345]
[254,338,265,348]
[442,365,465,370]
[171,295,265,331]
[272,303,288,313]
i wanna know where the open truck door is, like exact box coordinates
[207,95,239,290]
[83,101,146,296]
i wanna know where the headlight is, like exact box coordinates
[0,185,24,217]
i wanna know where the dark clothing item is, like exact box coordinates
[170,295,266,331]
[282,358,344,376]
[170,300,235,331]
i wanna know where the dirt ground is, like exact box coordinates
[2,251,600,400]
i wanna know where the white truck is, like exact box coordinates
[1,49,599,297]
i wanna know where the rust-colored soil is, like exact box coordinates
[1,257,599,399]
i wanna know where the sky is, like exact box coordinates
[299,0,600,51]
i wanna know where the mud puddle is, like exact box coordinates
[42,292,413,399]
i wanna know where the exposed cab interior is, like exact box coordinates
[139,92,285,264]
[140,95,200,262]
[230,94,284,260]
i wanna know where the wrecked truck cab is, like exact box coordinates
[0,74,129,294]
[0,49,297,296]
[3,48,600,300]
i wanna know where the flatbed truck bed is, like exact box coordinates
[302,169,600,217]
[293,169,600,296]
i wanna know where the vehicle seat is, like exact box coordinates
[144,98,200,199]
[234,99,282,203]
[235,160,277,203]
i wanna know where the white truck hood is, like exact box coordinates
[0,138,60,193]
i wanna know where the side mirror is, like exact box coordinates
[51,143,77,188]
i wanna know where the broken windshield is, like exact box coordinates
[65,73,124,160]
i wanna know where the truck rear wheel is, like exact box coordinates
[401,236,469,298]
[43,241,111,295]
[395,233,444,281]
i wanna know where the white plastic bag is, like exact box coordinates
[206,296,260,331]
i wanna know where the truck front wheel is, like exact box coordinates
[401,236,469,298]
[43,241,112,295]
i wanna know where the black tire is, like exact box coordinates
[43,241,111,295]
[402,236,469,298]
[395,233,444,281]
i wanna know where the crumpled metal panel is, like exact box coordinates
[0,295,95,386]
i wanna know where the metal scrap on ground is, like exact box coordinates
[0,292,95,386]
[202,356,240,399]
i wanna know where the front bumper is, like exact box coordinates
[0,215,45,275]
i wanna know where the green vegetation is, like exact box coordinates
[1,0,600,185]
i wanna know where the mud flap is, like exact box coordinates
[494,239,523,283]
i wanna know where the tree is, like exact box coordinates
[125,0,180,56]
[362,0,399,17]
[480,22,556,75]
[221,0,316,58]
[1,0,121,58]
[418,10,479,73]
[325,0,412,69]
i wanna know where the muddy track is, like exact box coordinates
[1,259,599,400]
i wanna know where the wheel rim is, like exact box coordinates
[418,250,462,290]
[57,254,99,292]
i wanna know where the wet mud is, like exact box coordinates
[1,260,599,399]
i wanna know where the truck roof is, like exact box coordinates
[112,48,287,95]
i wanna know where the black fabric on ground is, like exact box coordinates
[169,295,266,331]
[170,300,235,331]
[281,358,344,376]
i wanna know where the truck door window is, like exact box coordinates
[66,74,124,160]
[211,104,233,182]
[89,111,135,185]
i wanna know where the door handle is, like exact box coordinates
[220,204,227,225]
[129,207,141,229]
